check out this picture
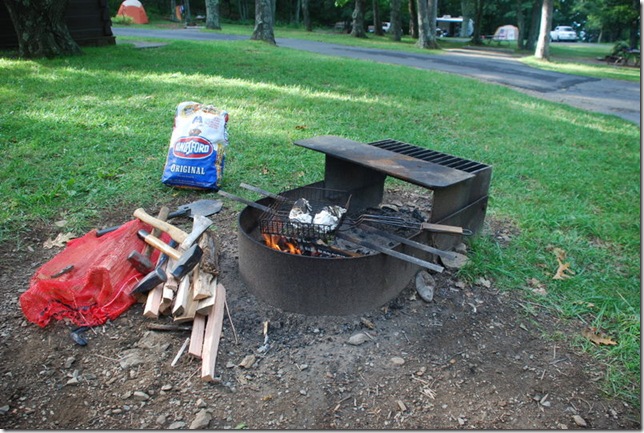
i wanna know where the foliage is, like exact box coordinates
[111,14,135,25]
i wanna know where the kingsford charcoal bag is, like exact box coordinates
[162,101,229,190]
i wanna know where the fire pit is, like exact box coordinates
[236,136,492,316]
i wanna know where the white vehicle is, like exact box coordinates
[550,26,577,42]
[368,21,391,33]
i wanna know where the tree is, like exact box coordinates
[390,0,403,41]
[206,0,222,29]
[350,0,367,37]
[460,0,475,37]
[416,0,439,48]
[534,0,552,60]
[525,0,541,50]
[251,0,277,44]
[470,0,485,44]
[4,0,82,59]
[409,0,418,38]
[373,0,384,36]
[302,0,313,31]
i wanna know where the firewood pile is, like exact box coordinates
[137,229,229,382]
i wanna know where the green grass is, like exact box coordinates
[0,37,640,406]
[135,19,639,82]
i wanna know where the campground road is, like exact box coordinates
[113,27,640,125]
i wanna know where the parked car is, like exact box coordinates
[368,21,391,33]
[550,26,577,42]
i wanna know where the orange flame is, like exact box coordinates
[263,234,303,255]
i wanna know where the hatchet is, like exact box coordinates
[136,230,202,280]
[133,208,213,251]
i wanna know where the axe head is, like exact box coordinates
[131,267,167,295]
[180,215,213,249]
[171,244,203,280]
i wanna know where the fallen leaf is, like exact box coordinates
[553,261,575,280]
[295,125,307,130]
[475,277,491,288]
[43,232,75,249]
[552,248,575,280]
[552,247,567,262]
[582,327,617,346]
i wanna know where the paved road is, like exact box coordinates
[113,27,640,125]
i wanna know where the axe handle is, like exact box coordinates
[143,206,170,257]
[134,208,188,244]
[419,223,473,236]
[138,230,182,260]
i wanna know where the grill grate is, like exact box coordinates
[367,139,490,174]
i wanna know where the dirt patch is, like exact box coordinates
[0,188,639,429]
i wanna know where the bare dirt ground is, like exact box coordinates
[0,187,640,430]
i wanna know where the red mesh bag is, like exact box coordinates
[20,219,171,328]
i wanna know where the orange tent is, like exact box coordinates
[117,0,149,24]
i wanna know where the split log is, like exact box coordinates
[189,313,207,358]
[143,259,169,319]
[198,230,220,276]
[201,282,226,382]
[192,265,215,301]
[143,284,164,319]
[172,271,192,317]
[173,272,198,323]
[196,293,216,315]
[159,259,178,314]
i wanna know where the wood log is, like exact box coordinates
[192,264,215,301]
[173,272,198,323]
[201,282,226,382]
[143,284,164,319]
[198,230,220,276]
[196,291,216,315]
[189,313,207,358]
[172,270,192,317]
[159,260,178,315]
[143,259,169,319]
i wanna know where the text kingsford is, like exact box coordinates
[173,136,214,159]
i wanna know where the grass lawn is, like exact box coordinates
[136,19,640,82]
[0,32,640,406]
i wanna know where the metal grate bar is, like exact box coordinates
[368,139,490,174]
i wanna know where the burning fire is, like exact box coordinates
[263,234,303,255]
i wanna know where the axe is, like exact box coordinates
[136,230,202,279]
[133,208,213,251]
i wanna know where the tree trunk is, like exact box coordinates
[302,0,312,31]
[534,0,552,60]
[408,0,418,39]
[515,0,525,50]
[390,0,403,41]
[459,0,474,37]
[350,0,367,38]
[428,0,438,45]
[251,0,276,44]
[470,0,484,45]
[170,0,179,22]
[416,0,432,48]
[184,0,193,25]
[206,0,222,29]
[4,0,82,59]
[238,0,249,21]
[373,0,383,36]
[525,0,540,51]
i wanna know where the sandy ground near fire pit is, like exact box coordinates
[0,187,640,429]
